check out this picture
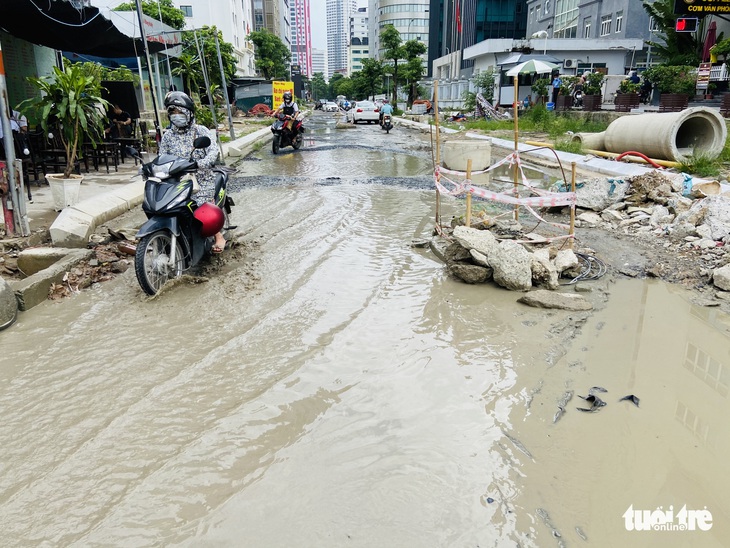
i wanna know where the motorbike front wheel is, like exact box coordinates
[135,231,185,295]
[292,133,302,150]
[272,135,280,154]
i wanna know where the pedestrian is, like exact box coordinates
[159,91,227,253]
[551,73,562,104]
[105,104,133,139]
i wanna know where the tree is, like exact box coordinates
[328,73,345,97]
[357,58,384,100]
[642,0,702,65]
[401,40,427,106]
[171,53,201,96]
[248,29,291,80]
[181,26,236,89]
[381,25,405,105]
[311,72,328,100]
[114,0,185,30]
[331,75,354,99]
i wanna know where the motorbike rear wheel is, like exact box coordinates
[135,231,185,295]
[272,135,280,154]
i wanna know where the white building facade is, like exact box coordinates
[326,0,357,78]
[174,0,256,77]
[368,0,430,61]
[348,6,369,75]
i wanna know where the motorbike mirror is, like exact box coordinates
[125,146,141,159]
[193,136,211,149]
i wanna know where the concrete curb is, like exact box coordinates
[10,249,94,310]
[48,127,274,249]
[50,181,145,248]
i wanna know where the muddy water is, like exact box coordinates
[0,113,728,547]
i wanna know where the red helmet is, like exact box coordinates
[194,203,225,237]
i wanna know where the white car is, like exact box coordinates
[324,101,339,112]
[348,100,380,124]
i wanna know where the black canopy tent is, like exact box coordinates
[0,0,168,58]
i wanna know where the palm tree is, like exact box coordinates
[172,53,202,96]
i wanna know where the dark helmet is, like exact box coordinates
[383,99,389,103]
[194,203,225,237]
[283,91,292,103]
[164,91,195,114]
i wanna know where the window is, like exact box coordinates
[649,16,659,32]
[180,5,192,17]
[583,17,591,39]
[553,0,579,39]
[529,7,533,23]
[600,15,611,36]
[615,11,623,33]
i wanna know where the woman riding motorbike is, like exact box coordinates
[159,91,227,253]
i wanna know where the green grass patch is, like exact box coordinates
[678,154,721,178]
[553,138,584,154]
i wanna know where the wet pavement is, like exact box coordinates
[0,111,728,547]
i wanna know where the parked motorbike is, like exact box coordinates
[639,81,653,104]
[271,113,304,154]
[133,136,235,295]
[380,113,393,134]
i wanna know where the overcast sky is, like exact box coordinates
[310,0,326,50]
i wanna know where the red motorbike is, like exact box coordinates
[271,113,304,154]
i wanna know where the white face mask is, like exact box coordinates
[170,114,187,128]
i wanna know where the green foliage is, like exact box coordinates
[381,25,404,104]
[553,138,583,154]
[71,61,140,86]
[644,65,696,94]
[618,79,640,94]
[356,59,385,100]
[311,73,328,99]
[642,0,701,65]
[558,76,575,96]
[454,105,609,137]
[678,154,721,178]
[247,29,291,80]
[195,101,215,128]
[172,53,201,96]
[472,68,497,103]
[18,65,109,178]
[531,78,550,100]
[583,72,605,95]
[711,38,730,59]
[114,0,185,30]
[181,27,237,88]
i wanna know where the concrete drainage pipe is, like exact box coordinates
[602,107,727,162]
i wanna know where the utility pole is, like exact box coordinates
[156,1,173,90]
[214,33,236,142]
[0,42,30,237]
[134,0,162,144]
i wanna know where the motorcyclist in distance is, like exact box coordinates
[379,98,394,125]
[273,91,299,134]
[159,91,227,253]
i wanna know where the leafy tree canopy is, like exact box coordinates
[311,72,328,99]
[114,0,185,30]
[181,26,237,88]
[642,0,701,65]
[248,29,291,80]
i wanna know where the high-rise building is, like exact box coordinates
[290,0,313,77]
[326,0,357,78]
[348,6,368,75]
[368,0,430,61]
[427,0,528,77]
[311,47,328,79]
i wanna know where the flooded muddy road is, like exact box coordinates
[0,111,728,547]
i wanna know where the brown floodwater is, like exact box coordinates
[0,114,727,547]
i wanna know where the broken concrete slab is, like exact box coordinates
[517,290,593,311]
[10,249,93,310]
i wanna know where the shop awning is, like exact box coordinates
[0,0,170,58]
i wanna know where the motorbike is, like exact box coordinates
[271,113,304,154]
[639,82,652,104]
[571,85,584,108]
[380,113,393,134]
[133,136,235,295]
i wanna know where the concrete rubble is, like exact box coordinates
[438,169,730,302]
